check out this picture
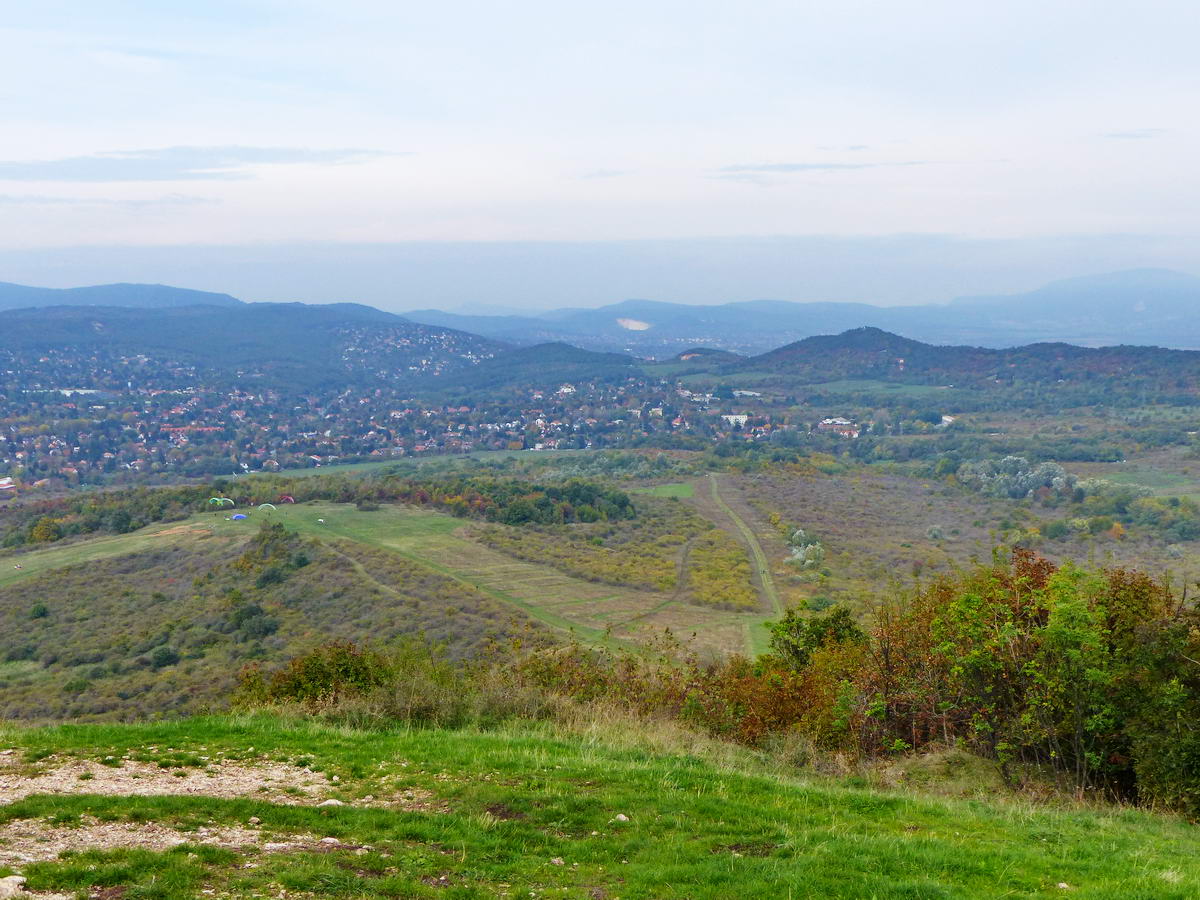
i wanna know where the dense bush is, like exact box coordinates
[236,641,394,705]
[496,552,1200,812]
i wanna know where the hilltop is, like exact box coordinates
[730,325,1200,391]
[0,715,1196,898]
[0,281,243,311]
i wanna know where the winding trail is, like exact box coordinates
[706,475,783,618]
[607,536,696,632]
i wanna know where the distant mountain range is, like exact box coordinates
[405,268,1200,355]
[4,267,1200,362]
[0,281,242,311]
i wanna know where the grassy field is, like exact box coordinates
[633,482,695,498]
[0,715,1197,899]
[0,501,766,658]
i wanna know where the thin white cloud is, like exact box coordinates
[577,169,630,180]
[0,193,216,208]
[0,146,396,183]
[1099,128,1167,139]
[719,161,929,173]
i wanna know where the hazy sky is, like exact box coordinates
[2,1,1198,307]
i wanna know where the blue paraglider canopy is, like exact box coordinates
[231,513,248,520]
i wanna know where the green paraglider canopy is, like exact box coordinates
[258,503,277,512]
[209,497,234,507]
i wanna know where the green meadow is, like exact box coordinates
[1,715,1196,899]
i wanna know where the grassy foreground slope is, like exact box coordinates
[0,716,1196,899]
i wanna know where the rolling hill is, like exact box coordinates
[725,326,1200,392]
[0,303,507,391]
[0,281,243,311]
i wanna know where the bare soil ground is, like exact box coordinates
[0,751,331,806]
[0,747,444,882]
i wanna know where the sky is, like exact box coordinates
[2,1,1198,309]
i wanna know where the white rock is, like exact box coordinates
[248,816,261,825]
[614,814,629,822]
[318,799,345,807]
[550,857,565,866]
[0,875,27,899]
[320,837,340,845]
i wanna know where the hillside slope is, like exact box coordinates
[0,303,506,391]
[0,716,1196,898]
[0,520,543,720]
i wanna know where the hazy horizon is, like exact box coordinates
[4,234,1200,313]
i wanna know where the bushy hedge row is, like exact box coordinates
[0,472,635,548]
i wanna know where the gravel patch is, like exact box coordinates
[0,818,294,867]
[0,751,332,806]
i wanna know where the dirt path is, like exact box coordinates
[703,475,783,618]
[607,536,696,633]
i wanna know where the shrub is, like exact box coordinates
[1043,520,1069,540]
[236,639,551,728]
[150,647,181,669]
[768,606,864,670]
[236,641,393,706]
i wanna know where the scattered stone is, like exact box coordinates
[0,876,27,899]
[614,814,629,822]
[248,816,261,825]
[0,819,306,867]
[1057,884,1071,891]
[318,799,345,807]
[550,857,565,866]
[320,837,340,845]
